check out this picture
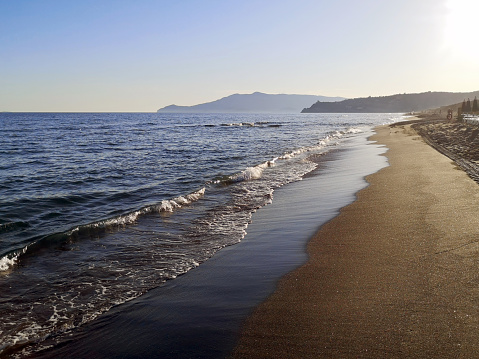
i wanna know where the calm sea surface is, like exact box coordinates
[0,112,401,357]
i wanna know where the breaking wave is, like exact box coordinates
[0,188,206,273]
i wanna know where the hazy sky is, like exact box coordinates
[1,0,478,112]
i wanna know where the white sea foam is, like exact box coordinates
[239,166,263,181]
[173,196,190,205]
[346,127,363,134]
[0,246,28,272]
[185,187,206,201]
[229,160,274,182]
[103,211,142,227]
[155,187,206,213]
[157,200,176,212]
[221,122,255,127]
[0,255,18,271]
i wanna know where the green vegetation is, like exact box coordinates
[460,96,479,114]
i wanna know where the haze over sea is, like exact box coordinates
[0,112,401,357]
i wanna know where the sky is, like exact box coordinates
[1,0,479,112]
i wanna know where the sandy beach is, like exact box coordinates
[232,121,479,358]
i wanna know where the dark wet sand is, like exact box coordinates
[232,122,479,358]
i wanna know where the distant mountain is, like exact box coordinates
[301,91,479,113]
[157,92,345,113]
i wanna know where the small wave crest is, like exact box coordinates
[195,122,283,129]
[220,122,254,127]
[153,188,206,213]
[345,127,363,134]
[230,161,273,182]
[0,246,27,272]
[212,159,278,185]
[219,122,282,128]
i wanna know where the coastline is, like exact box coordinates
[231,121,479,358]
[29,130,388,358]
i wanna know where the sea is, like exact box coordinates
[0,112,402,357]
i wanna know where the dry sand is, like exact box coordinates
[231,122,479,358]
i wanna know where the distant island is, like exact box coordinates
[157,92,345,114]
[301,91,479,113]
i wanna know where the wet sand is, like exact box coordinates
[232,121,479,358]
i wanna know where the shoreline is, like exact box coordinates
[29,131,388,358]
[231,121,479,358]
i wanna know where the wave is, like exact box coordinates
[0,188,206,273]
[209,127,363,185]
[0,247,27,272]
[0,126,364,273]
[185,122,283,128]
[219,122,282,128]
[220,122,254,127]
[280,127,362,160]
[228,160,276,182]
[152,188,206,213]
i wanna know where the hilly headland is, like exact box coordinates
[302,90,479,113]
[157,92,345,113]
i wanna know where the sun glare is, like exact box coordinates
[444,0,479,59]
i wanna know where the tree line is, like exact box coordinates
[460,97,479,114]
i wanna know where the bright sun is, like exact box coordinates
[444,0,479,59]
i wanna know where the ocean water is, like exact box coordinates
[0,112,400,357]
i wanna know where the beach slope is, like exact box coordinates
[232,122,479,358]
